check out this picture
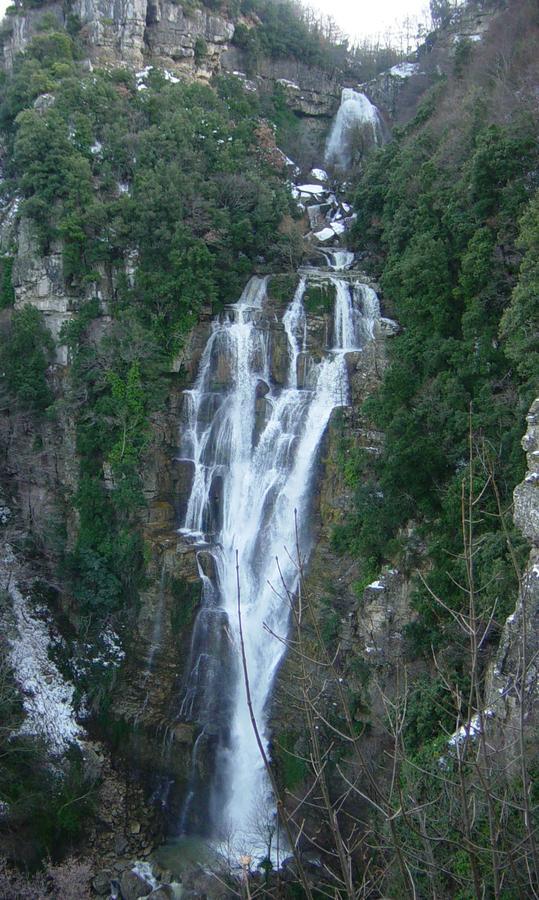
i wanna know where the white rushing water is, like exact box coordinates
[176,261,380,859]
[325,88,383,170]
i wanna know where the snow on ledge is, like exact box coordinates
[389,62,420,79]
[277,78,300,90]
[297,184,330,197]
[310,168,328,182]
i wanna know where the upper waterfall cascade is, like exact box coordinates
[174,179,382,861]
[325,88,384,170]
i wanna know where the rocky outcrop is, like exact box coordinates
[359,64,426,122]
[486,399,539,752]
[514,399,539,544]
[146,0,233,74]
[75,0,148,67]
[0,2,64,70]
[11,218,79,365]
[0,0,341,134]
[221,48,340,117]
[360,0,503,125]
[0,0,233,73]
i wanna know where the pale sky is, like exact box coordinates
[0,0,434,43]
[306,0,433,42]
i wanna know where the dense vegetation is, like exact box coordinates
[0,27,297,644]
[340,0,538,647]
[0,14,303,869]
[322,0,539,893]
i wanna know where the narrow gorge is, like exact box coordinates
[0,0,538,897]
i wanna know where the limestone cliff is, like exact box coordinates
[486,399,539,748]
[0,0,340,125]
[1,0,233,73]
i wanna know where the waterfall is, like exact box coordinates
[175,258,380,858]
[325,88,383,170]
[323,249,355,271]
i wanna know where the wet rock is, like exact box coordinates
[197,549,216,580]
[92,869,113,896]
[120,867,153,899]
[115,834,129,855]
[182,867,229,899]
[148,886,175,899]
[255,378,270,398]
[270,328,293,385]
[254,395,271,443]
[376,316,401,337]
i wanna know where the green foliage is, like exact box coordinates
[347,79,539,618]
[303,281,336,315]
[35,11,61,32]
[403,674,457,756]
[0,256,15,308]
[106,362,148,472]
[194,36,207,65]
[0,305,53,410]
[169,577,202,633]
[274,730,307,791]
[500,189,539,390]
[267,273,299,303]
[453,36,474,76]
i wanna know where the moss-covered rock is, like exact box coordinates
[303,280,336,315]
[267,273,299,306]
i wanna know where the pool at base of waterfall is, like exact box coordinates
[153,831,289,883]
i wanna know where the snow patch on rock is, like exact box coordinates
[448,709,494,747]
[310,168,328,182]
[389,62,420,79]
[1,543,82,755]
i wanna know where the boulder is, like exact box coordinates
[148,886,176,899]
[92,869,113,896]
[120,868,153,900]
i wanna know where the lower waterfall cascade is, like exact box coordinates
[174,175,383,861]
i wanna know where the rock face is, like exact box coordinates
[1,0,233,72]
[74,0,147,67]
[11,218,77,366]
[103,355,214,825]
[514,399,539,543]
[1,2,64,70]
[146,0,234,73]
[221,48,340,117]
[0,0,341,134]
[486,399,539,749]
